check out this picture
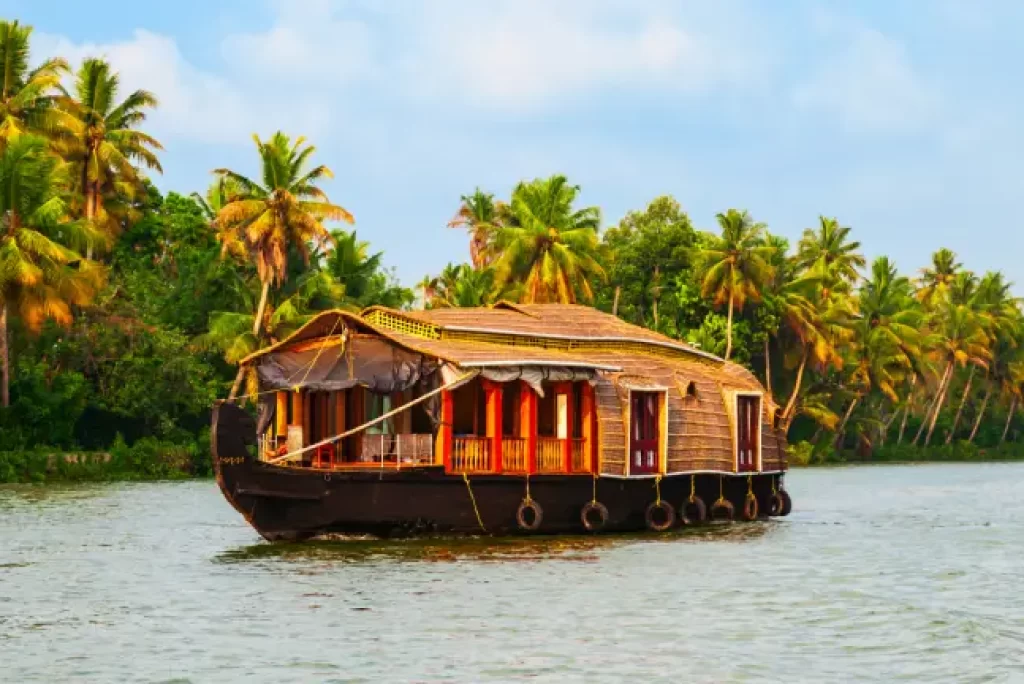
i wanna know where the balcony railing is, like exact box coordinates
[502,438,528,473]
[571,438,590,473]
[451,437,493,473]
[362,434,434,467]
[536,437,564,473]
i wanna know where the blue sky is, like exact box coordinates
[6,0,1024,288]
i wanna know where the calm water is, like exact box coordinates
[2,464,1024,683]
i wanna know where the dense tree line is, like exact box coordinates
[1,17,1021,467]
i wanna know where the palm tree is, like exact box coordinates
[0,135,103,406]
[796,216,864,296]
[213,132,353,343]
[448,189,503,269]
[914,302,991,446]
[916,248,962,306]
[490,175,604,304]
[0,21,76,149]
[697,209,774,360]
[322,229,411,310]
[59,58,163,256]
[191,176,241,222]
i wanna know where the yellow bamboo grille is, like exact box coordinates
[571,438,589,473]
[451,437,492,473]
[502,438,528,473]
[364,309,441,339]
[536,437,564,473]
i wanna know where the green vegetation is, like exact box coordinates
[2,17,1023,482]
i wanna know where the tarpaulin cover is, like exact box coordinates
[477,366,597,398]
[257,334,439,394]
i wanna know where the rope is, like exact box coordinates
[653,474,663,505]
[524,474,532,504]
[591,473,598,505]
[462,473,487,532]
[715,474,726,505]
[689,474,696,502]
[747,474,753,496]
[265,370,479,464]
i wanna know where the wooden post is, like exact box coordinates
[290,390,303,427]
[275,392,288,440]
[484,380,503,473]
[581,382,596,473]
[439,389,454,470]
[519,381,537,474]
[302,391,311,447]
[557,382,573,473]
[335,390,346,460]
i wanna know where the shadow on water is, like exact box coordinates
[214,520,775,566]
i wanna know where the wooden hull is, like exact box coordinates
[212,403,787,541]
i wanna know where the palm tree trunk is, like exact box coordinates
[0,304,9,408]
[833,396,860,449]
[915,362,952,445]
[764,336,772,399]
[85,180,96,260]
[897,375,918,445]
[969,384,993,442]
[612,285,621,317]
[724,291,734,360]
[1001,396,1017,443]
[780,347,810,433]
[228,366,245,402]
[253,280,271,337]
[924,363,955,446]
[946,365,976,444]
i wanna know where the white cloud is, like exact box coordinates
[33,30,329,146]
[792,26,941,133]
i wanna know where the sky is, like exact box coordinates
[6,0,1024,288]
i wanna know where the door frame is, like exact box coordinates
[625,387,668,477]
[730,391,763,473]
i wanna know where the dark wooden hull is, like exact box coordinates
[212,403,788,541]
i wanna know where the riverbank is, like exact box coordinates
[0,435,211,484]
[787,440,1024,467]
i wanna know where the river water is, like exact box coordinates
[1,464,1023,683]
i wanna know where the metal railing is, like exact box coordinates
[502,438,528,473]
[451,437,492,473]
[536,437,564,473]
[571,438,590,473]
[361,433,434,467]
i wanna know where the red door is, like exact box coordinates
[630,392,660,474]
[736,395,760,472]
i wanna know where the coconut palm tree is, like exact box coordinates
[796,216,864,296]
[0,21,74,148]
[490,174,604,304]
[916,248,962,306]
[213,131,353,343]
[696,209,774,360]
[448,189,503,269]
[0,135,103,406]
[59,58,163,256]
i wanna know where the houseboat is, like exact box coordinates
[212,303,791,541]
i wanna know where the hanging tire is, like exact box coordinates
[742,493,759,521]
[778,489,793,517]
[644,501,675,532]
[516,499,543,531]
[580,501,609,532]
[680,496,707,525]
[710,498,735,521]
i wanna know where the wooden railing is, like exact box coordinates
[571,438,589,473]
[451,437,493,473]
[502,438,528,473]
[362,434,434,466]
[536,437,564,473]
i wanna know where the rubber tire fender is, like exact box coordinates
[580,501,609,532]
[768,491,784,516]
[680,496,707,525]
[778,489,793,517]
[644,501,676,532]
[516,499,543,531]
[710,498,735,521]
[742,493,759,521]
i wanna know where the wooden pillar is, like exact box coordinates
[581,382,596,473]
[302,391,311,447]
[519,381,537,474]
[484,380,503,473]
[290,390,303,427]
[334,390,346,459]
[439,389,454,470]
[275,391,288,440]
[555,382,573,472]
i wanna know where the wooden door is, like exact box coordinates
[736,395,760,472]
[630,392,660,474]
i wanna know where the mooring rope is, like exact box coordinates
[462,473,487,532]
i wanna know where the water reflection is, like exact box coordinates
[215,521,774,566]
